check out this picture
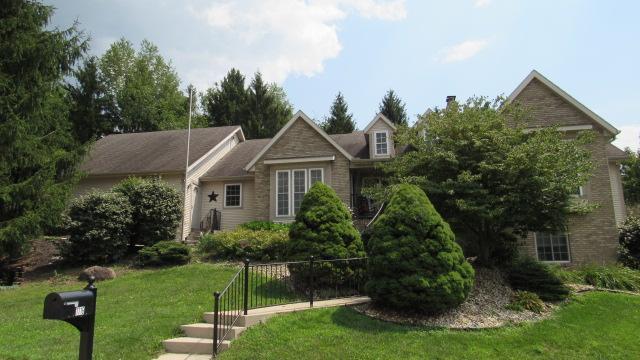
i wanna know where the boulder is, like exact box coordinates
[78,266,116,281]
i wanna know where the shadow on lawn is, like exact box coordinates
[329,306,421,334]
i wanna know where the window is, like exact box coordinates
[276,171,290,216]
[224,184,242,207]
[293,170,306,214]
[572,186,584,198]
[535,232,570,262]
[374,131,388,155]
[309,168,323,187]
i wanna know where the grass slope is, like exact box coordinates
[0,263,237,360]
[221,292,640,360]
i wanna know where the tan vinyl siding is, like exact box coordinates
[74,173,183,197]
[365,118,395,159]
[181,133,240,238]
[609,161,626,225]
[199,180,256,231]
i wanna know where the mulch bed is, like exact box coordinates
[353,268,556,329]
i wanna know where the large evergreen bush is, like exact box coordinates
[113,177,182,246]
[366,184,475,313]
[287,183,365,289]
[619,215,640,269]
[507,257,570,301]
[61,192,132,264]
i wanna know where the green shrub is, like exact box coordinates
[287,183,365,289]
[113,177,182,246]
[366,184,475,314]
[61,192,132,264]
[506,290,544,313]
[580,265,640,292]
[619,216,640,269]
[137,241,191,267]
[198,228,289,262]
[507,257,570,301]
[239,221,291,232]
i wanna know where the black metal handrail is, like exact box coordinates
[211,256,367,356]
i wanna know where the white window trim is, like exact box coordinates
[223,183,242,208]
[374,130,389,156]
[534,232,571,263]
[292,169,307,216]
[308,168,324,187]
[276,170,291,217]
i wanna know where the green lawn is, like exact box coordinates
[0,263,238,360]
[221,292,640,360]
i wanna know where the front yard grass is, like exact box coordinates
[0,263,238,360]
[221,291,640,360]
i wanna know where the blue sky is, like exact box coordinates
[48,0,639,150]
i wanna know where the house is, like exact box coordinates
[75,70,626,264]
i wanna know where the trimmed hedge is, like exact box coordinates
[287,183,365,289]
[61,192,132,264]
[365,184,475,313]
[239,221,291,232]
[198,228,289,262]
[507,257,570,301]
[619,215,640,269]
[113,177,182,246]
[137,241,191,267]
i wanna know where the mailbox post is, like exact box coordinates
[43,277,97,360]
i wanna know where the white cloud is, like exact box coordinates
[183,0,406,87]
[614,125,640,152]
[473,0,491,8]
[437,39,490,63]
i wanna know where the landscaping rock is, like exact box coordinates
[78,266,116,281]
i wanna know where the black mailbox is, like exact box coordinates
[43,277,97,360]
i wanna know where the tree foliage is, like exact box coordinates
[366,184,475,313]
[202,69,293,139]
[98,38,190,132]
[0,0,87,262]
[369,97,594,264]
[621,149,640,207]
[322,92,356,134]
[619,215,640,269]
[378,89,408,126]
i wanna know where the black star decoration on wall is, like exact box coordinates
[208,191,219,202]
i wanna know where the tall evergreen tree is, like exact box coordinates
[622,148,640,206]
[202,68,247,128]
[203,69,292,139]
[322,92,356,134]
[68,56,114,143]
[0,0,87,262]
[379,89,408,126]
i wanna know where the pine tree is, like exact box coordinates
[322,92,356,134]
[0,0,87,262]
[68,56,114,143]
[379,89,408,126]
[246,72,293,139]
[366,184,475,313]
[202,68,248,128]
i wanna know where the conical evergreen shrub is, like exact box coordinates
[366,184,475,313]
[288,182,365,291]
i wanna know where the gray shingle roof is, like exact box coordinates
[607,143,627,160]
[202,138,271,179]
[330,131,369,159]
[80,126,240,175]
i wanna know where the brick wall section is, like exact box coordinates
[253,117,351,220]
[514,80,619,264]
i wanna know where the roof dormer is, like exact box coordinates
[363,113,397,159]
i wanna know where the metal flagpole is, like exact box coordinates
[180,87,194,242]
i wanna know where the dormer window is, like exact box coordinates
[374,131,388,155]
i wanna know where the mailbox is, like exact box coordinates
[43,277,97,360]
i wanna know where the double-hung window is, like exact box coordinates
[535,232,570,262]
[293,170,307,214]
[276,171,290,216]
[276,168,324,217]
[374,131,388,155]
[224,184,242,207]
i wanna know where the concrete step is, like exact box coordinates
[154,353,212,360]
[163,337,230,354]
[181,323,246,340]
[203,312,274,327]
